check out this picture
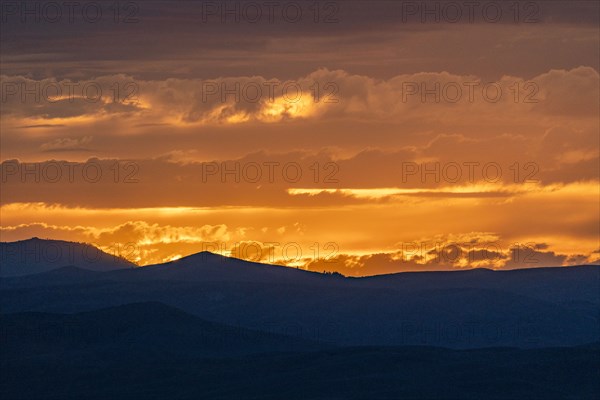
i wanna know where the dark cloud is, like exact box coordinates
[1,1,598,80]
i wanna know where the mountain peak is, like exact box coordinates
[171,250,229,264]
[0,238,136,277]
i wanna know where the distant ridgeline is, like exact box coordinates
[0,238,598,350]
[0,237,135,277]
[1,238,599,399]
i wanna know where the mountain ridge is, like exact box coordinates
[3,237,599,279]
[0,301,330,362]
[0,238,136,277]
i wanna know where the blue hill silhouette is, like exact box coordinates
[0,238,135,276]
[1,239,598,399]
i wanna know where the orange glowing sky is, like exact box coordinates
[1,1,598,275]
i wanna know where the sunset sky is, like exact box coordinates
[1,0,598,275]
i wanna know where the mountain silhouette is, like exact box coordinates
[1,239,598,349]
[113,250,341,285]
[1,302,328,362]
[0,238,135,277]
[2,325,598,399]
[1,239,599,399]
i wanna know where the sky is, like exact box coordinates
[1,0,599,275]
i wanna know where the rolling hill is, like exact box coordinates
[0,238,135,277]
[1,239,598,349]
